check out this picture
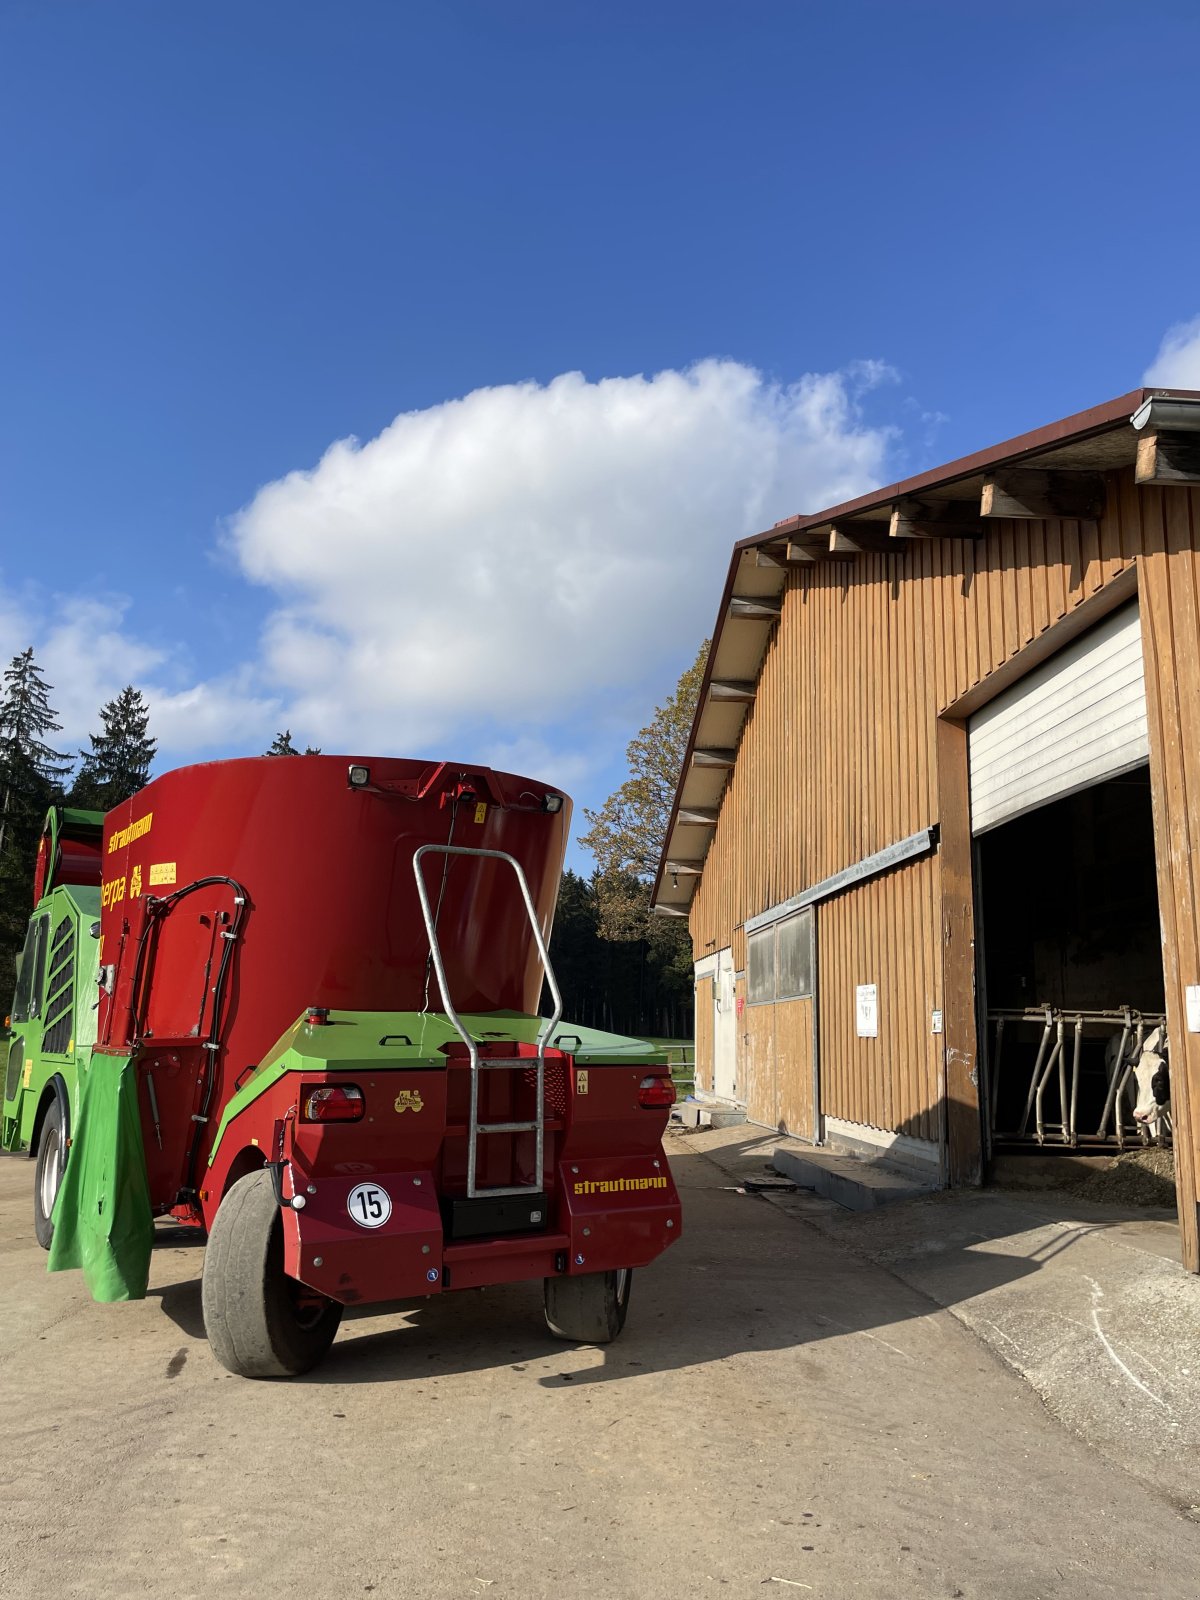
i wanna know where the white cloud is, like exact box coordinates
[0,586,280,762]
[0,357,904,801]
[38,596,166,751]
[228,359,898,755]
[1144,315,1200,387]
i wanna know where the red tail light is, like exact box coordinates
[302,1084,365,1122]
[638,1075,676,1110]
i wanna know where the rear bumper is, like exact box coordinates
[283,1154,682,1306]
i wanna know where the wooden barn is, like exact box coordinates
[651,387,1200,1270]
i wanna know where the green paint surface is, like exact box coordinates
[47,1051,154,1302]
[209,1009,670,1165]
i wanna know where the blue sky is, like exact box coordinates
[2,1,1199,868]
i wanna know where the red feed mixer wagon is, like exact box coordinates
[10,754,682,1377]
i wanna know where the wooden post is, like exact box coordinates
[1136,546,1200,1273]
[936,716,983,1186]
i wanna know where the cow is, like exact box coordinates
[1131,1025,1171,1144]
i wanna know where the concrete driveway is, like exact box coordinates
[1,1140,1196,1600]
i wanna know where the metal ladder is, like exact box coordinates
[412,844,564,1199]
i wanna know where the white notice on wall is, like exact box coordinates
[1187,985,1200,1034]
[931,1009,944,1035]
[856,984,879,1038]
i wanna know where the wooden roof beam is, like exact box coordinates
[728,595,783,620]
[785,539,820,564]
[829,521,904,555]
[709,680,757,703]
[692,748,737,769]
[664,860,705,878]
[677,807,720,826]
[980,468,1105,520]
[889,499,984,539]
[754,544,789,568]
[1135,431,1200,486]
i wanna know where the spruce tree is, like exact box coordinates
[0,649,71,993]
[265,730,321,755]
[69,685,157,812]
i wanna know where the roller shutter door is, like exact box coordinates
[969,602,1148,835]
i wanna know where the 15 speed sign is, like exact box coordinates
[346,1182,392,1229]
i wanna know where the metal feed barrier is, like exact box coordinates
[987,1006,1167,1150]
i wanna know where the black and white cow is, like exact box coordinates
[1131,1025,1171,1143]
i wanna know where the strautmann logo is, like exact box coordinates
[572,1176,669,1195]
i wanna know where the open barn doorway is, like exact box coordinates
[976,771,1171,1154]
[968,601,1175,1210]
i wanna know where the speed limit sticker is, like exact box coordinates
[346,1182,392,1229]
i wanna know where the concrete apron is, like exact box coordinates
[680,1123,1200,1511]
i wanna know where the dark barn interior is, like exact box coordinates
[976,768,1166,1152]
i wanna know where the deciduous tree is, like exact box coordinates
[578,640,708,941]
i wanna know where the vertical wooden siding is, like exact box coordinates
[742,1002,775,1127]
[693,977,714,1097]
[690,472,1199,1147]
[775,998,814,1137]
[741,997,814,1133]
[816,856,942,1140]
[1137,487,1200,1269]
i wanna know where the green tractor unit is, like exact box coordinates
[3,807,104,1245]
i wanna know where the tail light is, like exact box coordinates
[302,1084,365,1122]
[638,1075,676,1110]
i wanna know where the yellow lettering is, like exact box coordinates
[107,811,154,854]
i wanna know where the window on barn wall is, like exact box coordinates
[748,928,774,1004]
[777,911,813,999]
[748,909,814,1003]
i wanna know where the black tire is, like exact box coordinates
[33,1095,67,1251]
[544,1268,633,1344]
[201,1168,342,1378]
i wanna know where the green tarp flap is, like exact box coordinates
[47,1054,154,1302]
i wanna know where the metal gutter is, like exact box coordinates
[743,828,938,933]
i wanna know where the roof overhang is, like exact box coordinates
[651,386,1200,919]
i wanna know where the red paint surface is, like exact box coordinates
[203,1050,683,1301]
[96,755,569,1204]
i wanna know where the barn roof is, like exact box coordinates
[651,385,1200,918]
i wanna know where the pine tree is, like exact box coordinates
[69,686,157,812]
[0,649,71,993]
[265,730,322,755]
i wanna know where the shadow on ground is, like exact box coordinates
[147,1134,1050,1387]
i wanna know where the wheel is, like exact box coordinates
[544,1268,633,1344]
[34,1096,67,1251]
[201,1168,342,1378]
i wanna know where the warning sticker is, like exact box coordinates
[473,802,487,824]
[347,1182,392,1229]
[149,862,177,886]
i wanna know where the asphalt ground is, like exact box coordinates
[2,1139,1197,1600]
